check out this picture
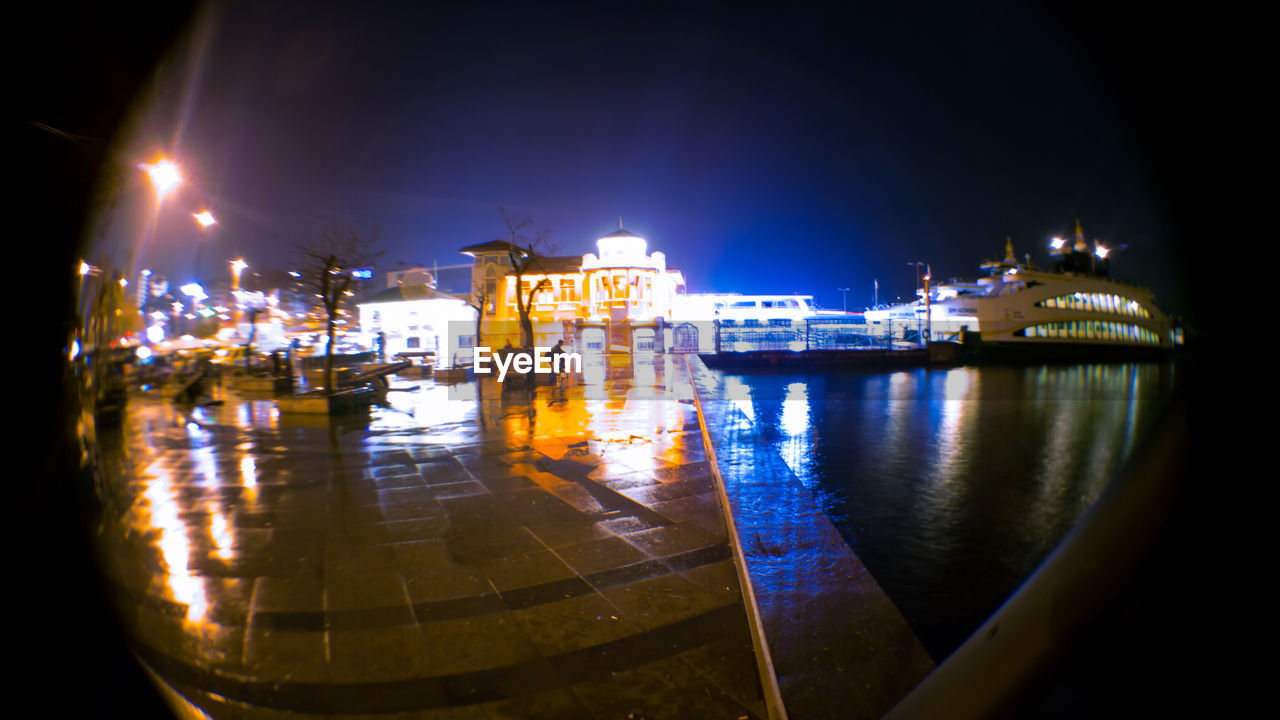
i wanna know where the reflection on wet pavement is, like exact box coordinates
[689,357,935,720]
[91,354,765,719]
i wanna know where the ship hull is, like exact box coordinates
[969,339,1173,364]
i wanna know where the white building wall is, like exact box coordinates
[359,298,477,366]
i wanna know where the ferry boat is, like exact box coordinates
[864,221,1178,361]
[673,293,819,323]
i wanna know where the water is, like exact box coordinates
[720,362,1179,661]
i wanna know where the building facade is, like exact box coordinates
[460,226,685,353]
[356,283,476,367]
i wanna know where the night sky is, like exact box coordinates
[101,0,1195,318]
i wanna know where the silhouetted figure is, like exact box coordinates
[549,339,566,385]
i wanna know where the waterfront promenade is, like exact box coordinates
[688,358,935,719]
[91,356,767,718]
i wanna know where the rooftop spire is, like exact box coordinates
[1004,236,1016,263]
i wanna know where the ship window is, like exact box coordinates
[1036,292,1151,319]
[1016,321,1159,345]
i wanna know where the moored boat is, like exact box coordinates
[864,220,1178,361]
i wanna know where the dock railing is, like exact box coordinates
[711,317,922,353]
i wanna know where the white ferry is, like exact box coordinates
[865,221,1178,360]
[669,293,822,353]
[670,293,819,324]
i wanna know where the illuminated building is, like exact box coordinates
[460,225,685,353]
[356,273,476,366]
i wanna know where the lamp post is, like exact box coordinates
[191,209,216,288]
[923,264,932,347]
[907,262,923,344]
[230,258,247,337]
[838,287,850,312]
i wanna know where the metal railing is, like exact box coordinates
[711,317,924,352]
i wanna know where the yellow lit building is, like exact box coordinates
[461,226,685,353]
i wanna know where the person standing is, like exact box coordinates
[549,339,566,385]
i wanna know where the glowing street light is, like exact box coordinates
[230,258,248,336]
[194,210,217,228]
[230,258,248,288]
[140,158,182,200]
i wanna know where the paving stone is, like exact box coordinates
[90,360,768,719]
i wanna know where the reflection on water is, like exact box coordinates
[725,362,1178,660]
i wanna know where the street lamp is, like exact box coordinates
[923,264,932,346]
[230,258,248,336]
[906,262,924,347]
[907,261,924,294]
[191,210,217,285]
[140,157,181,200]
[230,258,247,288]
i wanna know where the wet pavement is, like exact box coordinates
[688,357,935,719]
[90,355,766,719]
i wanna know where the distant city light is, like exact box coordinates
[79,261,91,276]
[180,283,207,301]
[146,325,165,343]
[136,345,153,361]
[1095,244,1110,259]
[352,269,373,279]
[194,210,217,227]
[69,339,80,361]
[1050,236,1065,250]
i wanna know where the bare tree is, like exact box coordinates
[467,279,488,351]
[497,207,555,348]
[297,223,381,393]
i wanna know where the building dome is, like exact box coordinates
[596,227,647,263]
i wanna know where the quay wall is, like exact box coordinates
[686,355,935,720]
